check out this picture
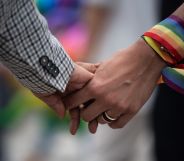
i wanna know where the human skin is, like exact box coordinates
[64,38,166,133]
[63,3,184,134]
[33,63,98,119]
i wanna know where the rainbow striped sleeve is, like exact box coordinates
[142,15,184,94]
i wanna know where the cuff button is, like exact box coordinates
[46,61,54,70]
[52,67,59,78]
[39,56,49,67]
[48,64,56,74]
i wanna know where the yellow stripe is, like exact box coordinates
[144,36,175,64]
[149,27,184,58]
[153,25,184,49]
[173,68,184,76]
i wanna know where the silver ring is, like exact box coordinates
[79,104,85,109]
[102,111,117,123]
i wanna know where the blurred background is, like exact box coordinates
[0,0,183,161]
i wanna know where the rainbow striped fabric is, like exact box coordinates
[143,15,184,94]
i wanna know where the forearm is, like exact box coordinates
[0,0,74,94]
[84,6,110,42]
[115,2,184,95]
[81,1,111,59]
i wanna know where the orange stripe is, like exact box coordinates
[149,28,184,58]
[145,32,182,61]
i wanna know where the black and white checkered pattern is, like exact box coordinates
[0,0,74,94]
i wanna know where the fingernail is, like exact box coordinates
[95,63,101,67]
[70,121,77,135]
[89,124,98,134]
[90,129,96,134]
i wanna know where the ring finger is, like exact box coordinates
[97,110,121,124]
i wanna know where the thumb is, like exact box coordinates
[66,63,94,92]
[76,62,100,74]
[71,63,94,84]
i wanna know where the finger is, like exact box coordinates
[63,87,91,110]
[65,81,90,96]
[76,62,100,74]
[79,98,96,109]
[88,119,98,134]
[70,64,94,85]
[64,64,94,96]
[37,93,66,118]
[97,114,108,124]
[54,99,66,118]
[81,101,108,122]
[69,108,80,135]
[108,114,133,129]
[98,110,122,124]
[64,82,86,95]
[97,110,120,124]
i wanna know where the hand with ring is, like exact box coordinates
[64,39,166,134]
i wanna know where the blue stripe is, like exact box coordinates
[159,18,184,41]
[162,67,184,89]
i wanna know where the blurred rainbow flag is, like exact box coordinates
[35,0,90,60]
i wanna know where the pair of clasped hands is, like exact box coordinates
[35,39,166,135]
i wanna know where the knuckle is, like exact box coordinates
[88,80,103,96]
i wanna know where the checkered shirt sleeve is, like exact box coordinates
[0,0,74,94]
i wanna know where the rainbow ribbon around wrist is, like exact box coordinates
[142,15,184,94]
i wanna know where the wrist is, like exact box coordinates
[112,38,166,83]
[135,38,167,70]
[121,38,167,82]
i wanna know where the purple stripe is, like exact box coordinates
[162,75,184,95]
[169,15,184,29]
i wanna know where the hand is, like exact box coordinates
[64,39,166,132]
[33,62,98,126]
[66,62,99,135]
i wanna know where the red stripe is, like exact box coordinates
[144,32,182,62]
[175,64,184,69]
[169,15,184,28]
